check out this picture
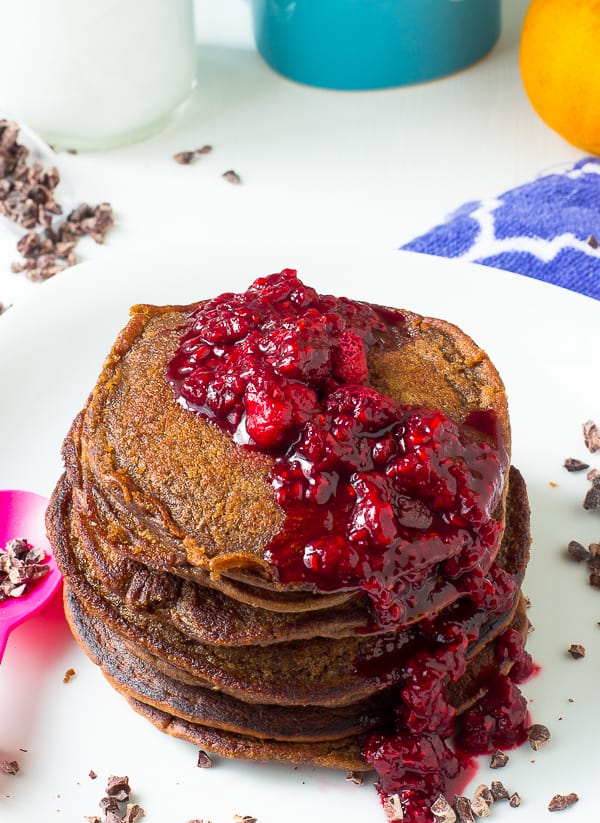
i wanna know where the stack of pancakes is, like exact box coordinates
[47,296,530,771]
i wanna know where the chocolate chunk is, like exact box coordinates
[490,749,509,769]
[0,760,19,775]
[567,540,589,561]
[527,723,551,750]
[588,234,599,249]
[196,749,212,769]
[105,774,131,801]
[509,792,521,807]
[583,420,600,453]
[564,458,590,472]
[490,781,510,801]
[548,793,579,811]
[431,794,456,822]
[222,169,241,185]
[588,468,600,482]
[568,644,586,659]
[454,796,476,823]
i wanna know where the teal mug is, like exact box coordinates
[250,0,501,90]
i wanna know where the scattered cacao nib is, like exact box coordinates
[105,812,122,823]
[346,770,364,785]
[63,667,76,683]
[222,169,241,185]
[567,540,590,562]
[173,146,213,164]
[0,760,19,775]
[583,420,600,453]
[588,234,599,249]
[583,477,600,511]
[564,457,590,472]
[568,643,586,659]
[509,792,521,808]
[469,795,490,818]
[590,542,600,557]
[233,817,257,823]
[382,793,403,821]
[588,468,600,482]
[0,120,62,230]
[122,804,145,823]
[431,794,456,823]
[105,774,131,802]
[196,749,212,769]
[473,785,494,806]
[174,151,196,165]
[490,781,510,802]
[0,537,49,601]
[589,555,600,574]
[0,120,113,282]
[454,796,476,823]
[99,795,121,815]
[527,723,551,750]
[589,571,600,589]
[89,770,98,779]
[489,749,509,769]
[548,793,579,812]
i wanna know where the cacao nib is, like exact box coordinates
[548,793,579,811]
[527,723,551,750]
[563,458,589,472]
[567,644,586,659]
[489,749,509,769]
[583,420,600,453]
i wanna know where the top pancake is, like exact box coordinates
[71,298,510,596]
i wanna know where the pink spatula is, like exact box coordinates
[0,490,62,661]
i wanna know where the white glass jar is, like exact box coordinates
[0,0,196,150]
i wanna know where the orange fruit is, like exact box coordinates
[520,0,600,154]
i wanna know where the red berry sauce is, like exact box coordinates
[167,270,530,821]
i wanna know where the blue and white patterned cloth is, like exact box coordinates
[402,157,600,301]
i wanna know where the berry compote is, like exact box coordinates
[167,270,529,821]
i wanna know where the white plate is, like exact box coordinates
[0,246,599,822]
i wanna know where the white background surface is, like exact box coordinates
[0,0,585,312]
[0,2,599,821]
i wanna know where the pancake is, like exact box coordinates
[48,466,529,707]
[47,269,533,820]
